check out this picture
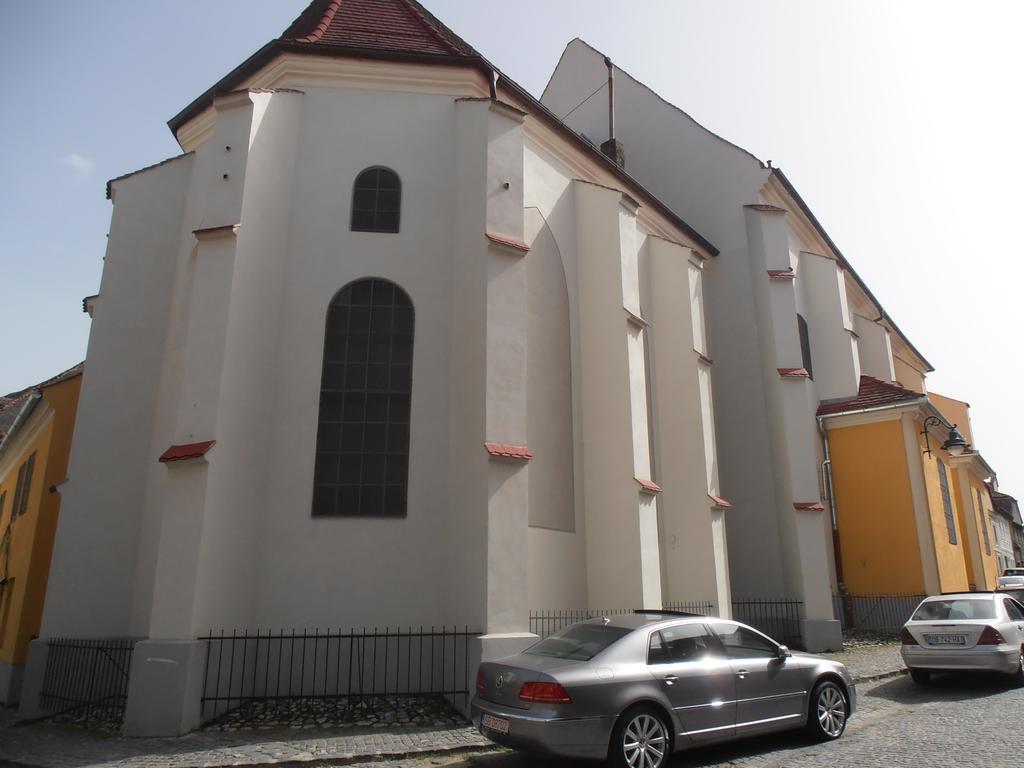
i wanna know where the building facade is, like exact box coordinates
[21,0,732,736]
[819,383,998,595]
[991,490,1023,567]
[0,364,82,704]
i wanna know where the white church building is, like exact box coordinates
[20,0,733,735]
[543,39,936,651]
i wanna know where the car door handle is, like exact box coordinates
[662,675,678,685]
[736,669,749,679]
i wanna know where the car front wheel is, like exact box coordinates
[609,705,671,768]
[806,679,848,741]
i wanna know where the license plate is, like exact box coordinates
[481,713,510,734]
[925,634,966,646]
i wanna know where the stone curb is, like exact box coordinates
[267,743,501,768]
[852,667,907,684]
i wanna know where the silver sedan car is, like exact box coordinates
[472,611,855,767]
[901,592,1024,684]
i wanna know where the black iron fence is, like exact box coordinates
[198,626,479,719]
[730,598,804,648]
[528,608,636,639]
[833,592,925,634]
[38,638,136,728]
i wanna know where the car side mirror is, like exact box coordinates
[777,645,792,659]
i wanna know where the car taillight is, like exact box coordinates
[476,670,485,691]
[978,626,1006,645]
[519,681,572,704]
[900,627,918,645]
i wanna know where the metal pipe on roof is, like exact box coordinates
[604,56,615,141]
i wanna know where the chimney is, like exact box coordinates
[600,56,625,168]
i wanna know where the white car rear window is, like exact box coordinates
[912,599,997,621]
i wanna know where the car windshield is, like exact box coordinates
[912,599,997,621]
[1003,569,1024,577]
[525,624,631,661]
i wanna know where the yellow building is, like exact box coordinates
[0,363,82,705]
[819,377,999,597]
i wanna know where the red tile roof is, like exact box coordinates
[767,268,796,280]
[484,442,532,461]
[281,0,474,56]
[635,477,662,494]
[816,375,924,417]
[708,493,732,508]
[793,502,826,511]
[485,233,530,253]
[625,308,649,328]
[159,441,216,463]
[744,203,787,214]
[778,367,810,379]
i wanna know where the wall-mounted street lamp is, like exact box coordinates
[921,415,970,458]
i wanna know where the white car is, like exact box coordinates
[997,568,1024,589]
[901,592,1024,684]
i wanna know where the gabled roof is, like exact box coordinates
[816,375,925,417]
[168,0,486,134]
[281,0,475,55]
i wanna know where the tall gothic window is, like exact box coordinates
[351,167,401,233]
[312,278,414,518]
[797,314,813,380]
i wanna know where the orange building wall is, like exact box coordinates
[0,375,80,667]
[828,419,925,593]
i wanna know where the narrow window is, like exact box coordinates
[0,491,6,524]
[351,167,401,233]
[312,278,413,518]
[10,456,32,523]
[797,314,813,379]
[937,459,956,545]
[977,489,991,555]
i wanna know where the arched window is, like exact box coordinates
[351,167,401,233]
[313,278,414,518]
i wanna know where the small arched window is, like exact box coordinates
[351,167,401,233]
[313,278,414,518]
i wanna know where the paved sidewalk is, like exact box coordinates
[0,640,903,768]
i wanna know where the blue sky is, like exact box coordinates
[1,0,1021,491]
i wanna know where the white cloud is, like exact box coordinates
[62,153,96,176]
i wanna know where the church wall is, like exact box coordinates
[41,154,195,638]
[255,87,469,629]
[522,144,586,611]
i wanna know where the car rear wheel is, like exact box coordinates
[910,669,931,685]
[805,679,848,741]
[609,705,671,768]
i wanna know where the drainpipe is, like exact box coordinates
[817,415,853,627]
